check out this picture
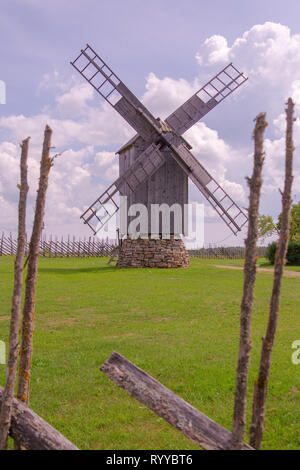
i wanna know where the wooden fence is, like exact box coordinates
[0,233,268,259]
[0,233,117,258]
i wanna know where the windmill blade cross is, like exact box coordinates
[71,44,248,237]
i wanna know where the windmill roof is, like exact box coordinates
[116,134,139,154]
[116,120,192,155]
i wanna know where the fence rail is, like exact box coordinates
[0,233,117,258]
[0,234,268,259]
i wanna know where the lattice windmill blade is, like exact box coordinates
[165,63,247,135]
[158,133,248,235]
[71,44,162,141]
[81,143,165,235]
[173,147,247,235]
[70,45,248,241]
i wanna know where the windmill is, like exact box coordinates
[71,44,248,268]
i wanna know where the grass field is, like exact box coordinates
[0,256,299,450]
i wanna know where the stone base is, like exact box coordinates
[116,237,190,268]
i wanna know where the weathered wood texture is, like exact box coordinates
[17,126,54,408]
[231,113,267,449]
[250,99,295,449]
[119,141,188,234]
[0,138,30,449]
[101,352,253,450]
[0,386,78,450]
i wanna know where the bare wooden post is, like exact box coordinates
[231,113,267,449]
[17,126,54,412]
[101,352,253,450]
[0,138,30,450]
[250,99,295,449]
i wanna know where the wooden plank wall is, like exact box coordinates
[118,142,188,234]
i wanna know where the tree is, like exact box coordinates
[257,214,278,243]
[278,201,300,242]
[259,202,300,244]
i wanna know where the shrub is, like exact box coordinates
[266,242,277,264]
[286,241,300,265]
[266,241,300,265]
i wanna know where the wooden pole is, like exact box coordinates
[250,99,295,449]
[231,113,267,449]
[0,387,78,450]
[101,352,253,450]
[0,138,30,449]
[16,126,53,413]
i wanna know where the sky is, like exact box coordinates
[0,0,300,246]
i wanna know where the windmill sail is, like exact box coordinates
[166,63,247,135]
[165,140,248,235]
[81,143,165,235]
[71,44,161,140]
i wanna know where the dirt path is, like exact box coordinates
[214,265,300,278]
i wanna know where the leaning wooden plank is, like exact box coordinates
[107,246,119,264]
[100,352,253,450]
[0,386,78,450]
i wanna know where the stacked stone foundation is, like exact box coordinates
[116,237,190,268]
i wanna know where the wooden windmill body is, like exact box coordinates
[71,44,248,267]
[117,132,189,235]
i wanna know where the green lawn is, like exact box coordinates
[0,256,299,450]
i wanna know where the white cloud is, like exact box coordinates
[88,150,119,181]
[196,35,230,66]
[186,122,231,164]
[141,72,197,118]
[196,22,300,97]
[193,21,300,229]
[185,123,246,204]
[291,80,300,105]
[0,195,17,232]
[0,106,133,149]
[56,83,94,116]
[0,137,120,236]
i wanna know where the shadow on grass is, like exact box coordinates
[38,265,118,275]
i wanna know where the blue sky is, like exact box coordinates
[1,0,300,244]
